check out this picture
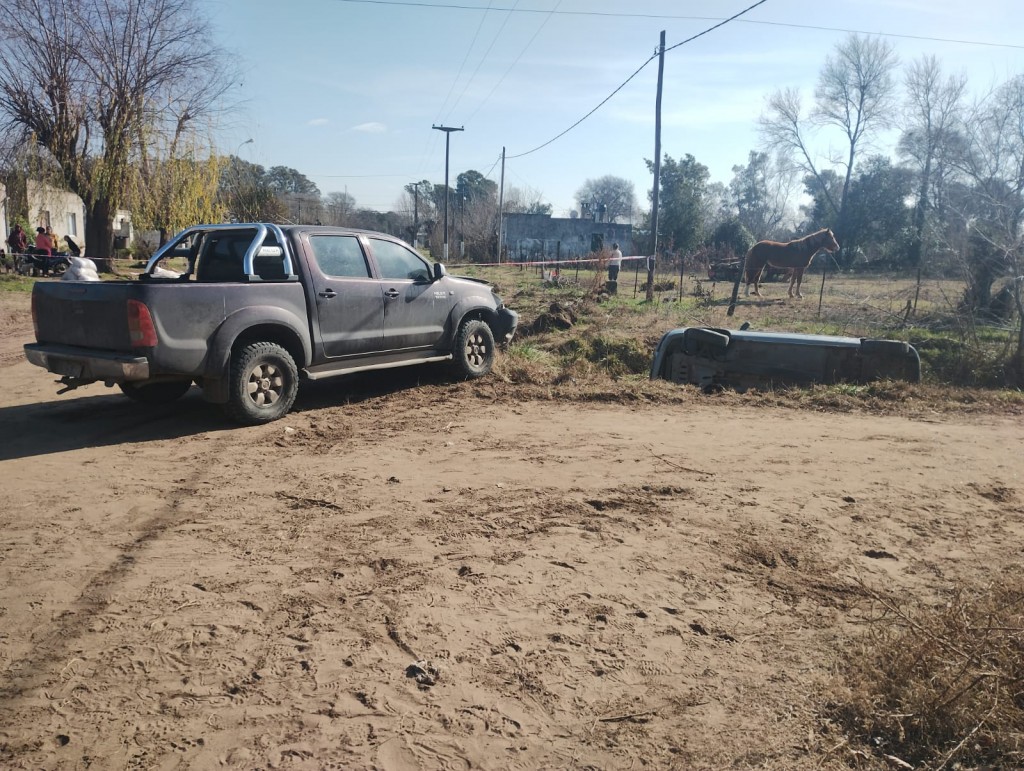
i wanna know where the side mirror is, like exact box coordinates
[432,262,447,281]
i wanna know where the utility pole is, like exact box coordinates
[411,182,419,244]
[497,147,506,263]
[460,195,466,259]
[432,124,463,261]
[647,30,665,303]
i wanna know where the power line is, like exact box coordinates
[666,0,768,53]
[506,52,656,160]
[434,0,501,125]
[333,0,1024,51]
[507,0,767,160]
[442,1,520,124]
[462,0,562,125]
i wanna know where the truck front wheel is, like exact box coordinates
[224,342,298,425]
[451,319,495,379]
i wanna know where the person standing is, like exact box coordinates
[34,227,52,255]
[607,242,623,283]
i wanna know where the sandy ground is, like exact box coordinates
[1,290,1022,770]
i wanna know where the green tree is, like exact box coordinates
[219,156,285,222]
[707,218,754,259]
[645,153,710,255]
[729,150,796,239]
[265,166,320,196]
[841,156,914,269]
[455,170,497,204]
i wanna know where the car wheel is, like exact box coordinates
[451,319,495,379]
[119,379,192,404]
[223,342,298,425]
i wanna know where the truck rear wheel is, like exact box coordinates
[119,380,192,404]
[451,319,495,379]
[224,342,298,425]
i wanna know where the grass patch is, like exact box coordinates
[0,274,35,293]
[829,577,1024,769]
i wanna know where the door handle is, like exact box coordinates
[318,289,337,298]
[384,288,400,299]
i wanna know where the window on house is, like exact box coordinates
[67,213,77,236]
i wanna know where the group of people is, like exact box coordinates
[6,224,81,257]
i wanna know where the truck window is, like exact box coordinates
[196,230,256,282]
[371,239,430,282]
[309,235,371,278]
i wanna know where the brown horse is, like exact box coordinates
[744,228,840,299]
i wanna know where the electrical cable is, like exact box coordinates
[334,0,1024,51]
[463,0,562,125]
[665,0,768,53]
[507,0,768,160]
[434,0,500,125]
[505,51,656,159]
[442,1,521,123]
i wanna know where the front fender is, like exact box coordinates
[448,297,500,340]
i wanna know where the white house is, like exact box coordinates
[8,181,134,253]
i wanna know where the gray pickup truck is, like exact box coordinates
[25,223,518,424]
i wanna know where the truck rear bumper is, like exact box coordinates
[24,343,150,382]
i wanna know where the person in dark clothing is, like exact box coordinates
[64,235,81,257]
[7,224,27,253]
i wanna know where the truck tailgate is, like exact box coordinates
[33,281,139,350]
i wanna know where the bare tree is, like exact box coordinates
[575,175,637,223]
[503,185,552,215]
[951,75,1024,372]
[898,55,967,310]
[0,0,234,259]
[760,34,898,259]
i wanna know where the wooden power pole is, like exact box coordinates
[646,30,665,303]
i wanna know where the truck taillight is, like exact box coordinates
[127,300,158,347]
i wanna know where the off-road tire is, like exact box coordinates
[119,380,192,404]
[451,319,495,379]
[223,342,298,425]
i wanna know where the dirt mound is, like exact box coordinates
[521,301,579,335]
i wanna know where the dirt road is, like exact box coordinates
[1,291,1021,769]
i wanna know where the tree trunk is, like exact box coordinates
[85,198,114,264]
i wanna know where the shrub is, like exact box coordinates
[830,577,1024,769]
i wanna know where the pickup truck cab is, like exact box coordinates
[25,223,517,424]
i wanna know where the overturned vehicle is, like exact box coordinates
[650,327,921,391]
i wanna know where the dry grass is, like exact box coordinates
[829,577,1024,769]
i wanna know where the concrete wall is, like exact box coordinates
[27,181,133,252]
[503,213,633,261]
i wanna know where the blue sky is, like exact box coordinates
[207,0,1024,217]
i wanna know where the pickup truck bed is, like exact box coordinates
[26,223,517,424]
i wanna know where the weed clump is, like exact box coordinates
[829,577,1024,769]
[557,334,650,377]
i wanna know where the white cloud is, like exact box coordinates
[350,122,387,134]
[307,117,329,126]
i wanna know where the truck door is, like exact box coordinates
[305,234,384,357]
[368,237,453,351]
